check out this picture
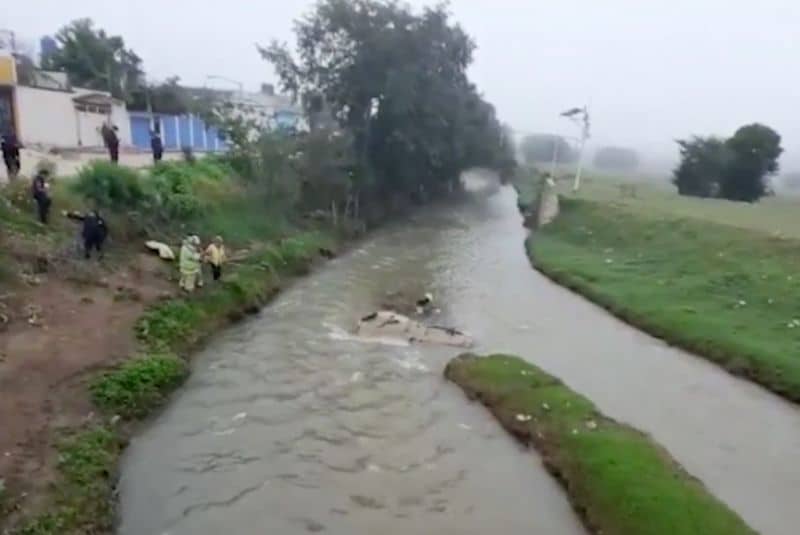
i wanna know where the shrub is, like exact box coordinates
[72,161,149,209]
[90,354,187,418]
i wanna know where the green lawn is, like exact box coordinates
[445,354,756,535]
[531,197,800,401]
[571,175,800,239]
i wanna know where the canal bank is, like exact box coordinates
[6,230,341,534]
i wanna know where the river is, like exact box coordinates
[119,181,800,535]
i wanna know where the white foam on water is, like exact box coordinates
[326,324,410,348]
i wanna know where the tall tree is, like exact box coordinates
[260,0,512,201]
[42,18,143,100]
[720,123,782,202]
[672,136,729,198]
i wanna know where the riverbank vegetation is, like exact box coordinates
[530,197,800,402]
[445,354,757,535]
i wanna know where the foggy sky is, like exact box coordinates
[5,0,800,170]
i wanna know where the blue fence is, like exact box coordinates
[129,112,227,152]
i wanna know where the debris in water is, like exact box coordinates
[458,423,473,431]
[232,412,247,421]
[350,495,385,510]
[515,414,533,422]
[541,403,551,411]
[350,371,363,383]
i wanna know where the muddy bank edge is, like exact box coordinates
[444,354,757,535]
[6,231,337,534]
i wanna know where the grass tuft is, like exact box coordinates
[14,427,121,535]
[90,355,188,419]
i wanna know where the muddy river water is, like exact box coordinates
[119,183,800,535]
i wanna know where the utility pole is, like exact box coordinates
[560,106,591,192]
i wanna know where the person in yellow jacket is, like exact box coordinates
[204,235,227,281]
[179,235,202,292]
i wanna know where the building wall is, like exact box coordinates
[16,86,78,146]
[128,112,226,152]
[15,85,132,148]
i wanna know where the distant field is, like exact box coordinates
[555,174,800,240]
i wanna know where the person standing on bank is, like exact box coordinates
[101,122,120,163]
[204,236,227,281]
[150,129,163,163]
[66,210,108,259]
[31,170,52,224]
[1,131,21,180]
[179,236,202,292]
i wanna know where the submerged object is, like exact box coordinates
[355,310,472,348]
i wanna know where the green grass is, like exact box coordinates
[531,198,800,401]
[564,173,800,239]
[445,354,756,535]
[90,355,188,418]
[14,427,121,535]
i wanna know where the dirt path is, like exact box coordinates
[0,253,172,516]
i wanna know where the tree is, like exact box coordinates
[41,18,143,100]
[259,0,513,206]
[519,134,575,166]
[593,146,640,172]
[672,136,729,198]
[672,124,783,202]
[720,123,782,202]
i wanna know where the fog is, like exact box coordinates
[6,0,800,173]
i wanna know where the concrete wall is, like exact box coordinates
[15,86,132,148]
[16,86,77,146]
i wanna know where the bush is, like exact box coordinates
[72,161,149,210]
[90,354,187,418]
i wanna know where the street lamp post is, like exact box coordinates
[560,106,591,192]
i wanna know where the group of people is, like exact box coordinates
[29,168,108,259]
[178,235,227,292]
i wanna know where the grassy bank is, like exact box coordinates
[445,354,756,535]
[2,157,341,534]
[529,198,800,402]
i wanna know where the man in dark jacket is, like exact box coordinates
[101,123,120,163]
[1,131,21,180]
[150,130,163,163]
[31,170,52,224]
[67,210,108,259]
